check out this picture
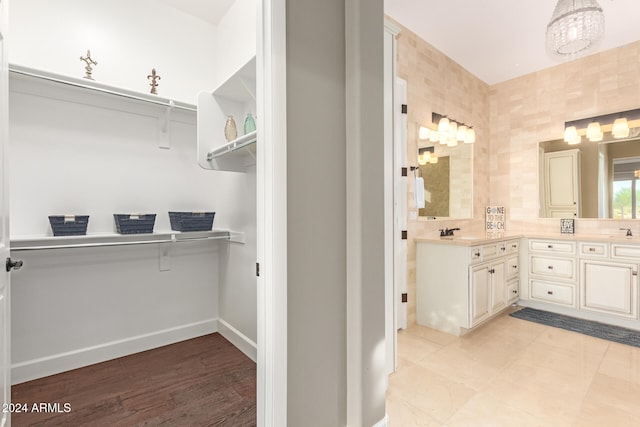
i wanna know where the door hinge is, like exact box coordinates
[401,167,408,177]
[256,262,260,277]
[401,293,408,303]
[401,230,407,240]
[401,104,408,114]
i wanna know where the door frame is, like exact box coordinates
[256,0,287,425]
[0,0,10,424]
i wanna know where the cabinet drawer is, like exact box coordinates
[507,279,519,303]
[530,255,575,280]
[579,242,608,257]
[505,240,520,254]
[469,246,482,263]
[611,244,640,260]
[507,256,519,278]
[483,244,498,259]
[529,240,575,254]
[530,279,575,306]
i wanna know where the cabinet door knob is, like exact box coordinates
[547,265,554,270]
[547,291,554,295]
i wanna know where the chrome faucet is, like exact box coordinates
[440,227,460,237]
[621,228,633,237]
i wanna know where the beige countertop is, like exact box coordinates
[414,232,640,246]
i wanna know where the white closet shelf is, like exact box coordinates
[9,64,197,112]
[11,229,245,251]
[207,131,257,161]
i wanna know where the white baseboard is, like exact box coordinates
[372,414,389,427]
[12,318,218,385]
[217,318,257,362]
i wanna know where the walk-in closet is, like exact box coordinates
[6,0,258,423]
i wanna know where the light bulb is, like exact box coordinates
[419,126,430,140]
[564,126,578,142]
[457,125,467,141]
[448,122,458,140]
[437,117,449,134]
[464,128,475,143]
[612,118,629,138]
[586,122,601,140]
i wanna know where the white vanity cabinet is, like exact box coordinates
[580,259,637,318]
[416,237,520,335]
[527,239,577,308]
[520,237,640,329]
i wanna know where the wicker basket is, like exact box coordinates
[168,211,215,232]
[48,215,89,236]
[113,214,156,234]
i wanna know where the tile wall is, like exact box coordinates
[393,16,640,326]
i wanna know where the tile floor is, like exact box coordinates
[386,308,640,426]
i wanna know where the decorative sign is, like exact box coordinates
[486,206,506,238]
[560,218,575,234]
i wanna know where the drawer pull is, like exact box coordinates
[474,252,480,257]
[548,245,553,249]
[512,290,518,294]
[547,266,554,270]
[589,247,595,252]
[512,265,518,269]
[511,244,517,249]
[501,246,506,251]
[547,291,554,295]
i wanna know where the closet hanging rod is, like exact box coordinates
[11,235,230,251]
[9,64,197,112]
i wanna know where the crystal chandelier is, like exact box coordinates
[546,0,605,58]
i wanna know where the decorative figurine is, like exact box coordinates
[80,50,98,80]
[147,68,161,95]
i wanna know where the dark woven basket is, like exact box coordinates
[168,211,215,232]
[113,214,156,234]
[48,215,89,236]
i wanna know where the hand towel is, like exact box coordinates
[415,177,425,209]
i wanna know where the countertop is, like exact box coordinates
[414,232,640,246]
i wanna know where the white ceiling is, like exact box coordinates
[155,0,235,25]
[384,0,640,85]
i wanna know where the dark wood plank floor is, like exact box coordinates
[11,333,256,427]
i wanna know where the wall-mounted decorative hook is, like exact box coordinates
[79,50,98,80]
[147,68,161,95]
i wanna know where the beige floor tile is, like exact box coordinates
[484,363,591,425]
[397,330,443,364]
[597,342,640,385]
[573,396,640,427]
[388,364,476,424]
[416,340,510,391]
[387,320,640,426]
[446,392,551,427]
[582,373,640,417]
[405,324,459,346]
[386,392,442,427]
[510,339,605,381]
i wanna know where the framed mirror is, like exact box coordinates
[539,131,640,219]
[417,141,473,219]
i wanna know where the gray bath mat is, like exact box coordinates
[510,307,640,348]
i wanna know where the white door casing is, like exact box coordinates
[0,0,10,424]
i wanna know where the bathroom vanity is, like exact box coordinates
[416,233,640,336]
[415,235,521,336]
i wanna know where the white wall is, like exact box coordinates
[9,0,218,104]
[10,0,257,382]
[213,0,257,90]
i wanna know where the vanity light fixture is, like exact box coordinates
[564,108,640,143]
[418,146,437,165]
[546,0,605,59]
[427,112,475,145]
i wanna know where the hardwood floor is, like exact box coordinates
[11,333,256,427]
